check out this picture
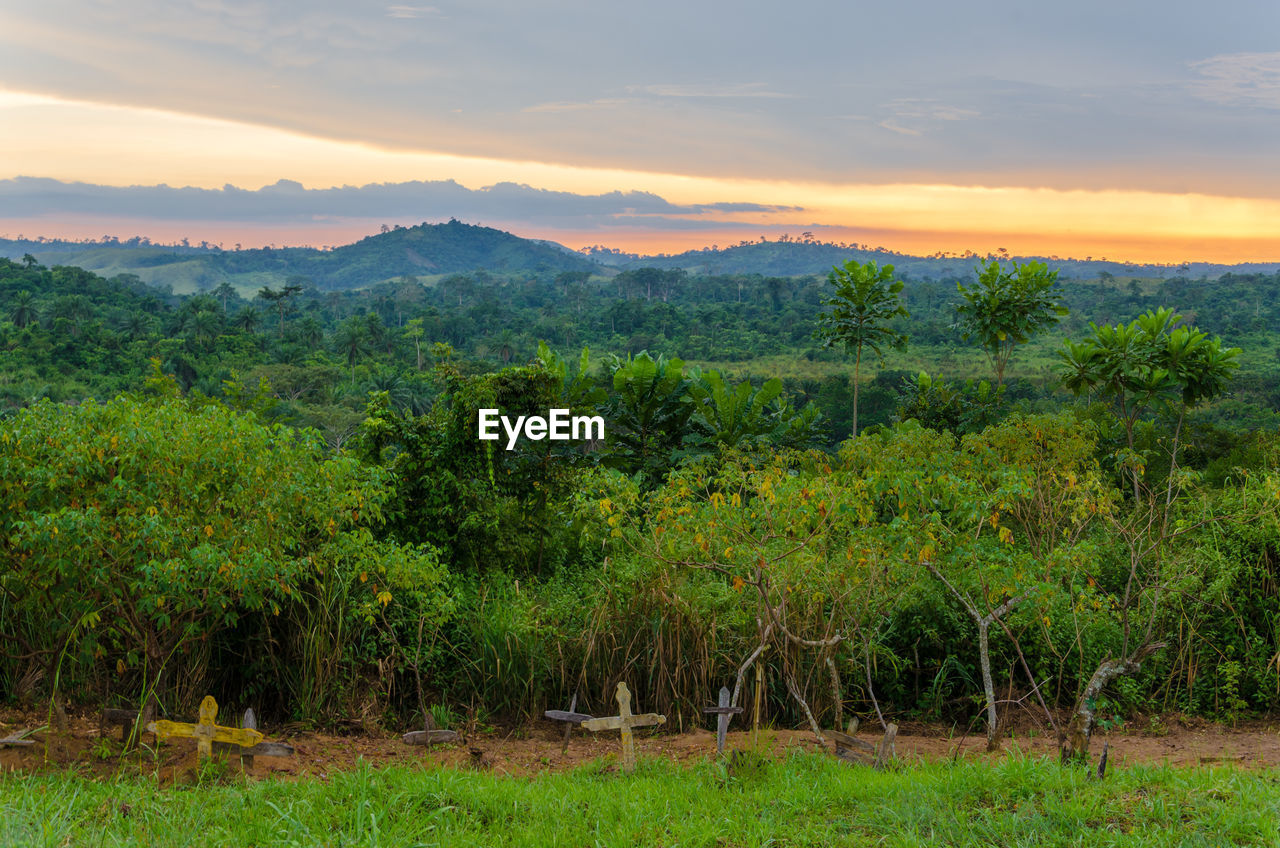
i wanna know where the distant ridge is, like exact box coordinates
[0,220,598,292]
[2,222,1277,293]
[618,239,1280,280]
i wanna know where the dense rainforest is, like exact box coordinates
[2,243,1280,758]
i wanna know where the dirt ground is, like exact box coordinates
[3,708,1279,782]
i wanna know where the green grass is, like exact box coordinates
[3,753,1278,847]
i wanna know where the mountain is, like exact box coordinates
[4,224,1278,294]
[622,239,1280,280]
[0,220,600,293]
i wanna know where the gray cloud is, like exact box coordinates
[0,177,803,231]
[0,1,1278,195]
[1190,52,1280,109]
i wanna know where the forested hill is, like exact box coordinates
[610,239,1280,280]
[4,224,1280,295]
[0,220,598,292]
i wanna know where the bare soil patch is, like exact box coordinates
[3,708,1277,781]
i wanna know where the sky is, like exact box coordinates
[0,0,1277,262]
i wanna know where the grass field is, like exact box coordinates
[3,752,1277,847]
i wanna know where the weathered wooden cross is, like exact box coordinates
[828,722,898,769]
[702,686,743,757]
[581,682,665,772]
[146,695,262,760]
[212,707,296,767]
[544,692,593,753]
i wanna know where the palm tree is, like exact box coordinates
[296,316,324,348]
[50,295,93,337]
[257,283,303,340]
[333,318,371,384]
[189,309,223,351]
[232,307,261,333]
[364,371,412,409]
[496,329,516,365]
[116,311,152,340]
[212,282,237,313]
[10,291,38,328]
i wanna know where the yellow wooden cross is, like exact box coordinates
[146,695,263,760]
[581,682,665,771]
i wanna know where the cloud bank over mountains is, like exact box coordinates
[0,177,803,232]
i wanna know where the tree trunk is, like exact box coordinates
[1061,644,1163,762]
[852,347,862,439]
[978,621,998,750]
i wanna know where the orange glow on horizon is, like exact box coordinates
[1,90,1278,266]
[4,216,1277,267]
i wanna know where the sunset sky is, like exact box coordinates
[1,0,1278,261]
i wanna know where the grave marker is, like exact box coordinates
[581,682,665,772]
[146,695,262,760]
[702,686,743,757]
[829,722,898,769]
[211,707,297,768]
[544,692,593,753]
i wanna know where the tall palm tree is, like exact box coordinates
[212,282,237,313]
[333,319,371,384]
[189,309,223,351]
[9,291,38,328]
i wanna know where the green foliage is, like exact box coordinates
[685,369,824,452]
[600,351,694,485]
[0,394,448,716]
[893,371,1008,435]
[956,260,1067,385]
[814,260,908,436]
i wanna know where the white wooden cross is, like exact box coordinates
[581,682,665,771]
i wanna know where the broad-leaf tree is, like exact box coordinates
[1056,308,1241,760]
[814,260,908,438]
[956,260,1066,386]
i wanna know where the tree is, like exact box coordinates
[1056,308,1241,761]
[232,306,261,334]
[333,317,372,384]
[956,260,1066,386]
[405,318,426,371]
[813,260,908,438]
[9,291,38,328]
[212,282,237,313]
[686,369,824,451]
[0,392,447,723]
[257,283,303,340]
[1058,307,1240,497]
[600,352,695,486]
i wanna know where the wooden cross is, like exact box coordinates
[581,682,665,772]
[212,707,296,767]
[544,692,593,753]
[146,695,262,760]
[829,722,898,769]
[702,686,743,757]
